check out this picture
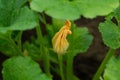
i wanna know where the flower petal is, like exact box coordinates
[52,20,71,54]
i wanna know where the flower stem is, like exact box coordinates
[9,36,22,55]
[66,54,73,80]
[36,24,43,44]
[17,31,22,51]
[43,47,51,77]
[36,24,51,77]
[93,48,115,80]
[58,55,65,80]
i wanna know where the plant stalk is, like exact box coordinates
[66,54,73,80]
[58,55,65,80]
[9,37,22,55]
[93,48,115,80]
[36,24,51,77]
[43,47,51,77]
[36,24,43,44]
[17,31,22,51]
[0,33,22,55]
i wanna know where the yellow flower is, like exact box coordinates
[52,20,72,54]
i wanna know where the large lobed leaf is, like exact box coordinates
[0,0,38,32]
[99,21,120,49]
[0,0,27,26]
[104,56,120,80]
[68,25,93,56]
[2,56,52,80]
[8,7,38,30]
[30,0,119,20]
[77,0,119,18]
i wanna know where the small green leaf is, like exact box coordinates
[2,56,52,80]
[0,39,17,56]
[99,21,120,49]
[23,41,41,60]
[0,32,19,56]
[104,56,120,80]
[52,18,66,30]
[68,25,93,56]
[46,19,66,39]
[46,24,55,39]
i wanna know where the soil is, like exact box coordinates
[74,16,108,80]
[0,16,114,80]
[0,53,8,80]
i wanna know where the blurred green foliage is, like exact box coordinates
[2,56,52,80]
[0,0,119,80]
[30,0,119,20]
[104,56,120,80]
[99,21,120,49]
[0,0,38,33]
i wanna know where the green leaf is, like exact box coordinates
[46,19,66,39]
[52,18,66,30]
[30,0,119,20]
[0,0,38,32]
[0,7,38,32]
[30,0,80,20]
[104,56,120,80]
[2,56,52,80]
[77,0,119,18]
[23,41,41,60]
[0,32,19,56]
[45,3,80,20]
[9,7,38,30]
[0,0,28,26]
[114,6,120,22]
[46,22,93,56]
[99,21,120,49]
[12,0,28,9]
[68,25,93,56]
[0,39,17,56]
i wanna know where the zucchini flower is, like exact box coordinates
[52,20,72,55]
